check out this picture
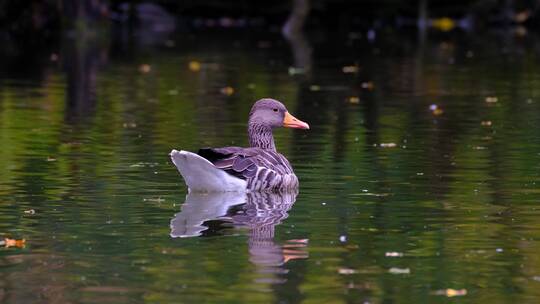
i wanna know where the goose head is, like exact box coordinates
[248,98,309,130]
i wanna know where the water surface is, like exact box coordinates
[1,29,540,303]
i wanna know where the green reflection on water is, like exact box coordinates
[1,31,540,303]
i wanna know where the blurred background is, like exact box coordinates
[2,1,540,304]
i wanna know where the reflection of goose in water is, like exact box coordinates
[170,191,308,277]
[170,192,246,238]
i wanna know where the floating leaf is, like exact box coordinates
[288,67,305,76]
[188,61,201,72]
[433,289,467,297]
[514,10,531,23]
[348,96,360,104]
[481,121,492,126]
[2,238,26,248]
[220,86,235,96]
[143,197,165,203]
[485,96,498,103]
[429,104,444,115]
[432,18,456,31]
[338,268,358,275]
[361,81,375,90]
[379,143,397,148]
[139,64,151,73]
[388,267,410,274]
[342,65,359,73]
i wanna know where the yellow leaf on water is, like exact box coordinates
[220,86,234,96]
[429,104,443,115]
[432,108,444,115]
[3,238,26,248]
[432,18,456,31]
[348,96,360,104]
[188,61,201,72]
[481,121,492,126]
[433,288,467,297]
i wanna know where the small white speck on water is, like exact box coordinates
[339,235,347,243]
[496,248,504,253]
[338,268,357,275]
[322,202,327,206]
[388,267,410,274]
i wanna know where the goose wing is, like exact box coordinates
[198,147,295,189]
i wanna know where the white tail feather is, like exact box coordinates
[170,149,247,192]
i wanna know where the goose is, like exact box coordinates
[170,98,309,192]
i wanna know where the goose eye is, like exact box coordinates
[273,108,278,112]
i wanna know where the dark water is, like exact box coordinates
[1,29,540,303]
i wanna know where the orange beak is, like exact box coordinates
[283,111,310,129]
